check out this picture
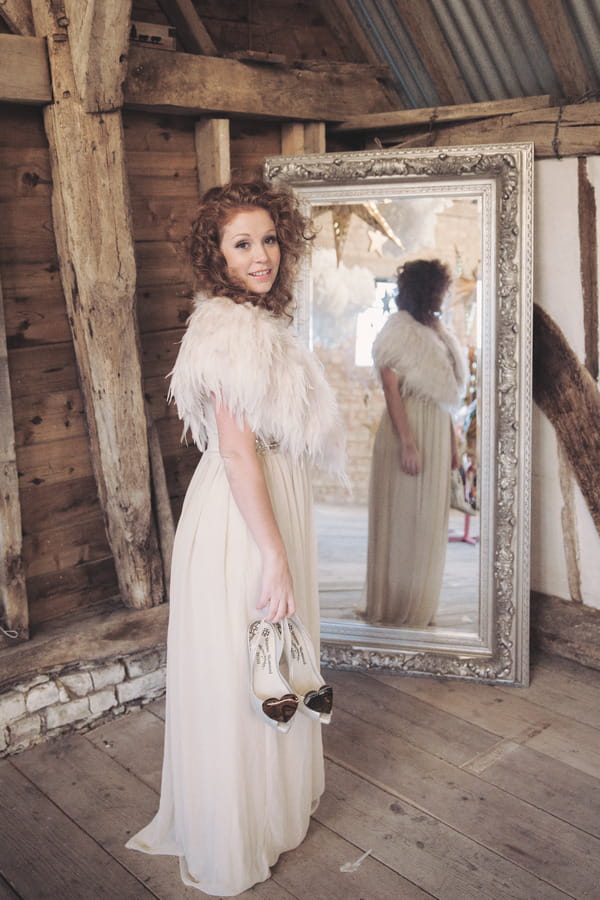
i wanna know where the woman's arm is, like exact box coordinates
[381,366,421,475]
[214,398,294,623]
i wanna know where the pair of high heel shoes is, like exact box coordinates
[248,616,333,733]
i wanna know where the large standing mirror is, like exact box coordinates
[265,143,533,685]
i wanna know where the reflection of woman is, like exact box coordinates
[126,181,344,895]
[365,259,465,627]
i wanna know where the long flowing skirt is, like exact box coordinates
[126,447,324,896]
[365,395,451,626]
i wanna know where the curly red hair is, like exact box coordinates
[189,180,315,317]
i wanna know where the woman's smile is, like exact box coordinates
[220,208,281,294]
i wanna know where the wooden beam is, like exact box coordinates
[0,277,28,647]
[195,117,230,195]
[0,0,34,35]
[124,45,392,120]
[4,33,600,161]
[0,34,51,104]
[0,38,390,120]
[394,0,471,106]
[531,592,600,671]
[370,101,600,160]
[0,602,169,691]
[532,303,600,538]
[30,1,164,610]
[157,0,217,54]
[62,0,132,112]
[292,59,391,79]
[527,0,594,101]
[332,95,555,133]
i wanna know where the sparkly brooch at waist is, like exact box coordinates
[255,437,280,455]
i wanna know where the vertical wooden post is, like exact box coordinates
[282,122,326,156]
[0,278,28,646]
[195,118,231,194]
[31,0,164,609]
[303,122,326,154]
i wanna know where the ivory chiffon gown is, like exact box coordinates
[126,295,343,896]
[366,392,452,626]
[364,310,465,627]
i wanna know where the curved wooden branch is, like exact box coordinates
[533,303,600,536]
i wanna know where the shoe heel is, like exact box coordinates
[248,619,298,733]
[284,616,333,724]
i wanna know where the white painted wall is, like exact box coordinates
[530,158,600,609]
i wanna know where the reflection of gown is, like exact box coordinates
[126,296,344,896]
[364,311,465,627]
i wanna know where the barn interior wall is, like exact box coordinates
[1,94,600,649]
[0,103,119,627]
[0,102,282,630]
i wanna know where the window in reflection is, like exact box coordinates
[311,195,482,632]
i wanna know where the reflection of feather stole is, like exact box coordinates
[168,295,346,475]
[372,310,466,410]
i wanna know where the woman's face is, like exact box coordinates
[219,207,280,294]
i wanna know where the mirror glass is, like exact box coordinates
[265,144,533,684]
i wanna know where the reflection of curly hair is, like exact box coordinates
[395,259,451,325]
[189,180,315,317]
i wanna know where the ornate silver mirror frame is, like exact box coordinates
[265,143,533,685]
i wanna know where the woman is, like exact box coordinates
[126,181,344,895]
[365,259,465,627]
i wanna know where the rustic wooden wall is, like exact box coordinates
[0,103,120,627]
[0,98,284,630]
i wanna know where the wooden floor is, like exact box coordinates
[1,651,600,899]
[316,503,480,628]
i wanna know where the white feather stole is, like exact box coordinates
[168,295,346,475]
[372,310,466,410]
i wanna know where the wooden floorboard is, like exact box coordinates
[323,708,599,898]
[315,761,569,900]
[2,652,599,899]
[0,759,154,899]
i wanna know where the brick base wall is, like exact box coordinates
[0,648,166,757]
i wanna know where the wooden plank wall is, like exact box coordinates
[0,104,119,627]
[0,99,283,629]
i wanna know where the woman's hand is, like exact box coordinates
[400,439,421,475]
[256,551,296,623]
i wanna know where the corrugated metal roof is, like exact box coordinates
[346,0,600,107]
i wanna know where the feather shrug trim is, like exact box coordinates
[168,295,346,475]
[372,310,466,410]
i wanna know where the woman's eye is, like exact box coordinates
[235,241,249,250]
[265,235,278,245]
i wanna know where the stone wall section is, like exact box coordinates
[0,648,166,757]
[312,342,384,506]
